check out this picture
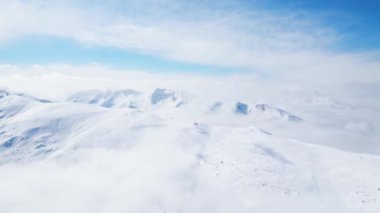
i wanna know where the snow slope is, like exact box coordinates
[0,69,380,213]
[0,84,380,213]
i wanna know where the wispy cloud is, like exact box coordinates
[0,0,379,82]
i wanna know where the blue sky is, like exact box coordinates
[0,0,379,79]
[0,36,237,74]
[255,0,380,51]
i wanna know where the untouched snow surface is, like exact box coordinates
[0,68,380,213]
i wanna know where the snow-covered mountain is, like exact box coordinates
[0,88,304,163]
[68,89,144,109]
[0,69,380,213]
[235,102,302,121]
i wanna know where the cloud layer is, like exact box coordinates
[0,0,379,82]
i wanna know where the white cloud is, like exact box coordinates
[0,0,379,82]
